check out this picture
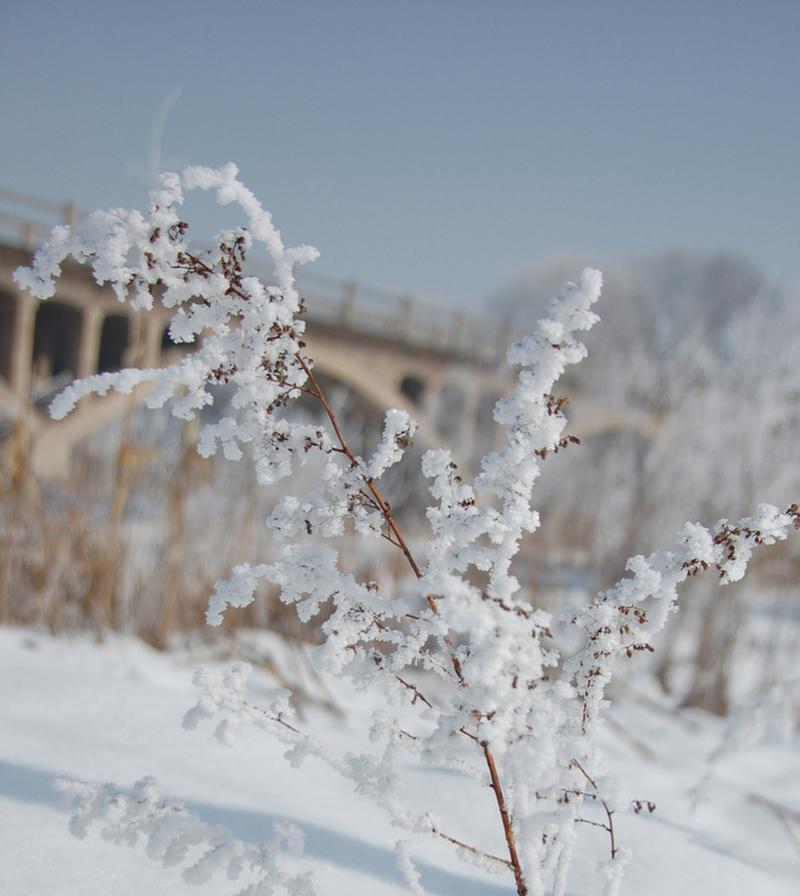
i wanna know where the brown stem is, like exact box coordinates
[294,351,528,894]
[394,673,434,709]
[575,817,612,833]
[240,697,301,736]
[435,828,513,869]
[296,355,426,574]
[484,742,528,895]
[571,759,617,860]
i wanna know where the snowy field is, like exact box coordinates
[1,627,798,895]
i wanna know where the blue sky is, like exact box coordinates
[1,0,798,307]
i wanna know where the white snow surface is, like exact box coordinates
[0,627,798,895]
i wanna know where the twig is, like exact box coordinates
[435,828,513,869]
[294,351,529,895]
[394,673,434,709]
[484,742,528,894]
[570,759,617,860]
[576,817,611,833]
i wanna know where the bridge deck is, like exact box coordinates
[0,187,511,364]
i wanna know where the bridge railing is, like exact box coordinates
[1,187,512,364]
[0,188,80,250]
[294,269,511,361]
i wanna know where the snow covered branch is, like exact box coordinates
[55,776,317,896]
[17,165,798,896]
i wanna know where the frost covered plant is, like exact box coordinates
[16,165,800,896]
[56,777,315,896]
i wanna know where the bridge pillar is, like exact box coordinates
[462,380,484,464]
[77,305,103,379]
[9,292,36,400]
[143,314,164,367]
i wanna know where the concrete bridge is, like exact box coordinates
[0,188,655,480]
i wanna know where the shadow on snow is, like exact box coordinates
[0,759,514,895]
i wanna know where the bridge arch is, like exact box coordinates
[161,323,178,351]
[32,300,82,385]
[399,375,426,407]
[98,313,130,373]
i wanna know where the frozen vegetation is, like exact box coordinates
[4,165,799,894]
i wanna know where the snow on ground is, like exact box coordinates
[1,627,798,895]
